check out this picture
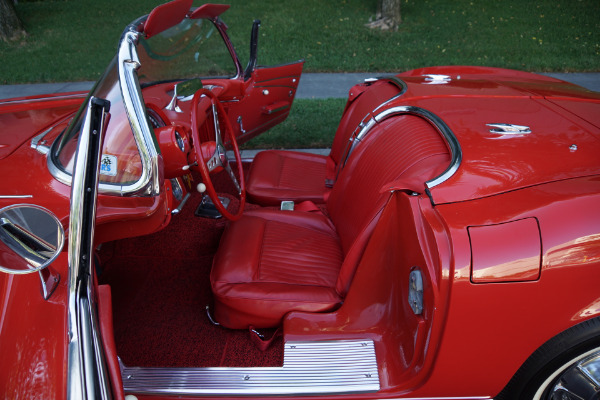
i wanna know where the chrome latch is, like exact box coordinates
[486,123,531,135]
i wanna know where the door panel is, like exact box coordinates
[225,60,304,144]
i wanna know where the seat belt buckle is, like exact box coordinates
[280,201,294,211]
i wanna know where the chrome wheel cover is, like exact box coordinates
[534,347,600,400]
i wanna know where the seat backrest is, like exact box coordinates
[326,114,451,295]
[329,80,403,167]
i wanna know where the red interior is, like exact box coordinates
[246,79,403,205]
[98,171,285,368]
[212,114,450,329]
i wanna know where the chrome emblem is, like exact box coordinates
[422,74,451,84]
[486,123,531,135]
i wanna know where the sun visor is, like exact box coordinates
[142,0,193,39]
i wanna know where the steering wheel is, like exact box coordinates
[190,89,245,220]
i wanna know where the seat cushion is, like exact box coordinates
[246,150,331,206]
[211,209,343,329]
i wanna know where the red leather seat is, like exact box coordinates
[211,209,343,329]
[212,115,451,329]
[245,79,403,206]
[245,150,331,206]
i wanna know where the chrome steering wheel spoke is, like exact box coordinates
[223,161,241,195]
[190,88,246,221]
[206,150,223,172]
[212,103,224,148]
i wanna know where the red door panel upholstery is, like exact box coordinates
[226,61,304,144]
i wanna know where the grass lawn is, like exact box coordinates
[1,0,598,84]
[242,99,347,150]
[1,0,597,149]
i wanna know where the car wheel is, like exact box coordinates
[497,316,600,400]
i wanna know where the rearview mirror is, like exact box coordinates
[0,205,65,275]
[176,78,204,98]
[165,78,204,112]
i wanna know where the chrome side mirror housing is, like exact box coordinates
[0,204,65,275]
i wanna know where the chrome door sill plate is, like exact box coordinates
[122,339,380,396]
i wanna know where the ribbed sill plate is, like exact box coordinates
[122,339,380,396]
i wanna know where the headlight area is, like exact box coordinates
[284,191,447,393]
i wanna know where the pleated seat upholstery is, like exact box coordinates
[245,79,403,206]
[245,150,330,206]
[211,210,343,329]
[211,115,451,329]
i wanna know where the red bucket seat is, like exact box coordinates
[245,79,404,206]
[212,114,450,329]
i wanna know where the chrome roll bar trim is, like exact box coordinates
[67,97,111,400]
[338,76,408,173]
[117,29,163,196]
[349,105,461,191]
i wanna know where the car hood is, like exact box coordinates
[394,67,600,204]
[0,92,86,160]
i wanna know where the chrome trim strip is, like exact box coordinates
[385,397,490,400]
[117,29,163,196]
[372,76,408,114]
[0,195,33,199]
[67,97,111,399]
[338,76,408,172]
[0,93,87,105]
[48,29,164,196]
[122,340,380,396]
[374,106,461,190]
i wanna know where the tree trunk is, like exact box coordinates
[0,0,26,41]
[366,0,402,31]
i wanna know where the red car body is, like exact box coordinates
[0,1,599,399]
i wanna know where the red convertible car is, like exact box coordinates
[1,1,599,399]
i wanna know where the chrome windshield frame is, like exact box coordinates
[48,21,163,197]
[48,13,245,197]
[116,27,163,196]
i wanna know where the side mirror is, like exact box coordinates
[0,205,64,275]
[244,19,261,81]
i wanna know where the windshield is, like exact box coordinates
[54,57,141,186]
[52,16,238,191]
[137,18,238,83]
